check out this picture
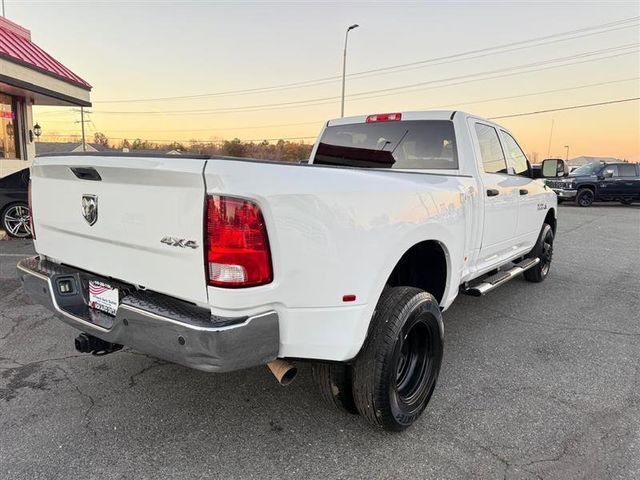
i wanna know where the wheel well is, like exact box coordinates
[386,240,447,304]
[544,209,556,234]
[578,184,596,193]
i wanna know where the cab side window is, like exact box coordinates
[603,165,619,177]
[501,131,529,176]
[475,123,507,174]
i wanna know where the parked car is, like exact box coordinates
[0,168,31,238]
[19,111,560,431]
[545,161,640,206]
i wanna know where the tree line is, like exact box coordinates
[93,132,313,162]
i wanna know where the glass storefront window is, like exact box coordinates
[1,93,19,160]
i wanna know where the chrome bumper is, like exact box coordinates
[17,256,279,372]
[552,188,577,199]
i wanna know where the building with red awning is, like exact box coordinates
[1,15,91,177]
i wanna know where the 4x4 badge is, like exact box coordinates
[81,194,98,226]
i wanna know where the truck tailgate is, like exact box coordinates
[30,155,208,304]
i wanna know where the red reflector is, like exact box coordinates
[342,294,356,302]
[206,196,272,288]
[366,113,402,123]
[28,179,35,239]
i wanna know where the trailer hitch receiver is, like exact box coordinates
[74,333,123,356]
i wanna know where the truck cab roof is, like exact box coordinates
[327,110,462,127]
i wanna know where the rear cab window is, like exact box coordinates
[616,164,638,177]
[313,120,458,170]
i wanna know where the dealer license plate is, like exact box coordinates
[88,280,119,316]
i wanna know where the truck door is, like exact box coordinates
[599,164,624,198]
[470,121,519,265]
[608,163,640,199]
[628,164,640,199]
[499,129,546,241]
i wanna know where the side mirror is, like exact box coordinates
[541,158,568,178]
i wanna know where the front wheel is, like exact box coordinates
[620,199,634,205]
[576,189,594,207]
[524,223,554,283]
[351,287,443,431]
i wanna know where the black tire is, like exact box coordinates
[576,188,594,207]
[620,199,633,205]
[312,362,358,414]
[524,223,554,283]
[351,287,443,431]
[1,202,32,239]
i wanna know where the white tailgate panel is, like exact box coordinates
[31,156,208,305]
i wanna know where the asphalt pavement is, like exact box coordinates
[1,203,639,479]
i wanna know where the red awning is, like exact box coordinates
[0,17,91,90]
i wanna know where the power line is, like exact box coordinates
[91,16,639,103]
[427,77,640,109]
[41,77,640,134]
[340,44,640,99]
[342,50,640,105]
[40,97,640,144]
[51,44,639,116]
[488,97,640,119]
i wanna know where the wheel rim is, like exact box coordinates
[540,230,554,276]
[3,205,32,238]
[394,314,440,406]
[579,191,593,206]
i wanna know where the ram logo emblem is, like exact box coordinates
[81,194,98,226]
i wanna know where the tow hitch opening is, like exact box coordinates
[74,333,123,356]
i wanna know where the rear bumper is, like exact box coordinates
[17,256,279,372]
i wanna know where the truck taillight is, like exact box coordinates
[366,113,402,123]
[206,195,272,288]
[28,179,35,239]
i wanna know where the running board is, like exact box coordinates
[462,258,540,297]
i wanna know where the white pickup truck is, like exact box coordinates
[19,111,560,431]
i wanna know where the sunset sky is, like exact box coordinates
[5,0,640,161]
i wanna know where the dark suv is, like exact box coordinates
[545,162,640,207]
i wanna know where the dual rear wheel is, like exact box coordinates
[312,222,555,431]
[312,287,443,431]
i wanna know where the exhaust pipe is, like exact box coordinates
[267,359,298,386]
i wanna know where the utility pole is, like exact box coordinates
[74,108,91,151]
[1,0,5,17]
[81,107,86,151]
[341,24,359,118]
[564,145,569,162]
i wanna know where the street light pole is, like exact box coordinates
[341,24,359,118]
[564,145,569,162]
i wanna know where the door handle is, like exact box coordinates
[519,189,529,195]
[487,189,500,197]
